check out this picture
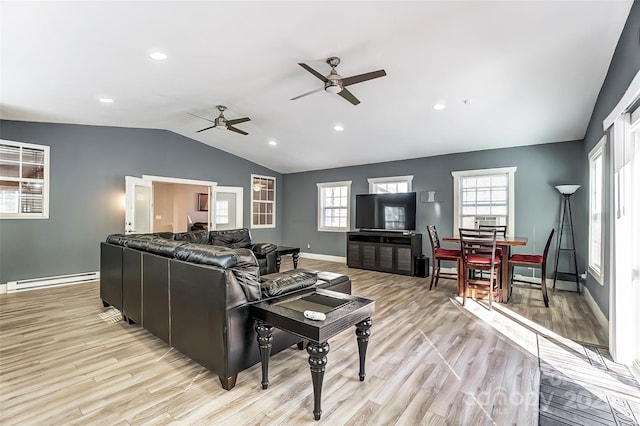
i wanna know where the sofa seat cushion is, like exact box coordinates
[260,270,318,297]
[175,244,239,268]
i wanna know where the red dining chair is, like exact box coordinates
[459,228,501,309]
[508,229,555,307]
[426,225,460,290]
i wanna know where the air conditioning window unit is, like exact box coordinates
[474,216,498,227]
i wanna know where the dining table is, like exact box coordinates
[442,235,528,303]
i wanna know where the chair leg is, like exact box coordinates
[432,260,441,290]
[541,268,549,308]
[429,259,437,290]
[462,266,467,306]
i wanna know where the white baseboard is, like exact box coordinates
[0,283,6,294]
[298,252,346,264]
[582,284,609,341]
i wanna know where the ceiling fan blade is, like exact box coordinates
[342,69,387,87]
[291,86,325,101]
[188,112,216,124]
[196,125,217,132]
[225,117,251,126]
[298,63,328,82]
[227,126,248,136]
[338,88,361,105]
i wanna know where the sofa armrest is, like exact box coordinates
[251,242,277,256]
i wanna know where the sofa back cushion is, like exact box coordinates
[209,228,252,249]
[146,239,189,257]
[174,244,239,268]
[174,230,209,244]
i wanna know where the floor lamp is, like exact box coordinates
[552,185,581,294]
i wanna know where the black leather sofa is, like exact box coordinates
[100,230,351,390]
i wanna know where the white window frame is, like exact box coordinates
[215,199,229,225]
[368,175,413,194]
[317,181,351,232]
[588,136,606,284]
[0,140,50,219]
[451,167,517,235]
[251,174,276,229]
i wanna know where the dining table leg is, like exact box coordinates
[457,256,464,297]
[500,246,511,303]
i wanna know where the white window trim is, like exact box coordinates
[251,174,276,229]
[0,139,50,219]
[588,136,606,285]
[367,175,413,193]
[317,180,351,232]
[451,167,517,235]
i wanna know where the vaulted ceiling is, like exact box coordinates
[0,1,633,173]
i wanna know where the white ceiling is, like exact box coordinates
[0,1,632,173]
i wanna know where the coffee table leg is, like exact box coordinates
[307,341,330,421]
[275,254,281,272]
[256,321,273,389]
[292,252,299,268]
[355,317,372,381]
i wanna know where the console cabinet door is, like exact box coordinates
[347,243,362,268]
[378,244,395,272]
[395,246,414,275]
[361,244,377,270]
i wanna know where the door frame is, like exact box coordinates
[124,176,152,234]
[212,186,244,230]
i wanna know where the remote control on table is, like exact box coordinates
[304,310,326,321]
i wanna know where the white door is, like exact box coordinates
[125,176,152,234]
[212,186,243,230]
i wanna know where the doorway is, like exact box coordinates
[124,175,244,234]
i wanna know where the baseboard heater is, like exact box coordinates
[6,271,100,292]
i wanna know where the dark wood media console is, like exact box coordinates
[347,231,422,276]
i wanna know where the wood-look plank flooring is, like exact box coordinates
[0,257,624,425]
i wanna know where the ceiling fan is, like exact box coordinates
[189,105,251,135]
[291,56,386,105]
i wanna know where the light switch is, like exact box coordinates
[155,215,162,220]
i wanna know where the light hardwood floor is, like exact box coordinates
[0,258,609,425]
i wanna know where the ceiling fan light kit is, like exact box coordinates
[292,56,386,105]
[189,105,251,135]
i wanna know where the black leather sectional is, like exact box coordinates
[100,228,351,390]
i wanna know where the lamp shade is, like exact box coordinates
[555,185,580,195]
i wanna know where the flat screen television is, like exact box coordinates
[355,192,417,231]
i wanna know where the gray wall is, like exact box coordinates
[0,120,282,284]
[580,1,640,317]
[282,140,586,279]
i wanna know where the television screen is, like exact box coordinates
[355,192,417,231]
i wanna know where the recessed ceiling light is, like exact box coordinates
[99,97,114,103]
[268,140,277,146]
[433,103,446,111]
[334,124,344,132]
[149,51,168,61]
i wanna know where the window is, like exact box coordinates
[317,181,351,232]
[251,174,275,228]
[215,200,229,225]
[0,140,50,219]
[452,167,516,234]
[588,136,606,283]
[368,175,413,193]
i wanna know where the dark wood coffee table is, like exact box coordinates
[251,289,375,420]
[275,246,300,271]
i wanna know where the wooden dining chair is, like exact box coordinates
[426,225,460,290]
[508,229,555,307]
[478,224,507,237]
[459,228,501,309]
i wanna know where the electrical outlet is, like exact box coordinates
[307,243,311,249]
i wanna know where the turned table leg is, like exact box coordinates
[255,321,273,389]
[355,318,372,381]
[292,252,300,268]
[307,341,330,421]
